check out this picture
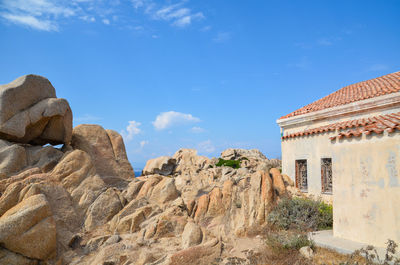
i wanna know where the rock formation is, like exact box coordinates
[0,75,298,265]
[0,75,72,145]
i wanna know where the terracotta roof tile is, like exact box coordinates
[282,111,400,141]
[280,71,400,120]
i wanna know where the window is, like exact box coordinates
[295,160,308,192]
[321,158,332,193]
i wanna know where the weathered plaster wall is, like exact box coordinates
[332,132,400,247]
[280,94,400,247]
[281,132,335,202]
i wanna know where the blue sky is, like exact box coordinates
[0,0,399,169]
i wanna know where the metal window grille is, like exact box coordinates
[321,158,332,193]
[295,160,308,192]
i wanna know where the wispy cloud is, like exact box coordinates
[133,1,204,28]
[367,64,389,72]
[153,111,200,130]
[121,120,142,141]
[200,25,212,32]
[1,14,58,31]
[317,36,342,46]
[198,140,215,153]
[0,0,75,31]
[213,32,231,43]
[317,38,333,46]
[140,140,149,148]
[0,0,205,31]
[191,126,205,133]
[74,114,102,122]
[288,56,310,69]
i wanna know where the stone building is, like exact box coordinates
[277,71,400,247]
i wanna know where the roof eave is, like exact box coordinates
[277,91,400,128]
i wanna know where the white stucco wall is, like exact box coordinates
[279,100,400,247]
[332,131,400,247]
[281,132,335,202]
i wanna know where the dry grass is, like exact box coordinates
[247,243,370,265]
[312,247,368,265]
[249,244,310,265]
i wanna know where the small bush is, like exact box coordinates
[215,158,241,169]
[266,230,314,250]
[341,239,400,265]
[267,197,333,231]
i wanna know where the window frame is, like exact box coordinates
[295,159,308,192]
[321,157,333,194]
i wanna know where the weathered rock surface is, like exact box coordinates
[84,188,123,230]
[0,139,64,179]
[0,194,56,260]
[0,75,72,145]
[173,148,211,174]
[143,156,176,176]
[71,124,134,182]
[0,248,38,265]
[181,221,203,249]
[0,140,27,178]
[169,238,222,265]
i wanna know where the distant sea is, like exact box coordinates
[134,170,142,177]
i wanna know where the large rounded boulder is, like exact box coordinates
[71,124,135,181]
[0,75,72,145]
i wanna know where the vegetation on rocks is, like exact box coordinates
[215,158,241,169]
[267,197,333,231]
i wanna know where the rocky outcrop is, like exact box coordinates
[0,75,72,145]
[71,124,135,182]
[0,194,56,260]
[0,74,301,265]
[143,156,176,176]
[0,139,64,179]
[84,188,124,230]
[172,149,211,174]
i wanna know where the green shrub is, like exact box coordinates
[266,230,314,250]
[215,158,241,169]
[267,197,333,231]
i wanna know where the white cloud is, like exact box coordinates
[191,126,205,133]
[131,0,145,9]
[80,16,96,22]
[213,32,231,43]
[153,111,200,130]
[140,140,149,148]
[0,0,76,31]
[198,140,215,153]
[121,121,142,141]
[1,0,205,31]
[2,0,75,17]
[173,12,204,27]
[135,1,204,27]
[0,13,58,31]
